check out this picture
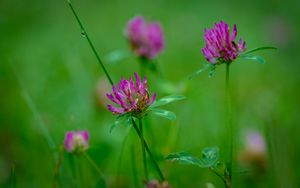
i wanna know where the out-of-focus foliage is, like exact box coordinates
[1,0,300,187]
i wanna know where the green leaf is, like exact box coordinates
[244,46,277,55]
[150,108,176,120]
[239,55,266,64]
[104,50,130,65]
[189,63,211,79]
[201,147,219,167]
[166,151,203,166]
[166,146,219,168]
[150,95,185,109]
[110,114,131,133]
[189,63,217,79]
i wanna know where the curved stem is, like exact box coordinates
[67,0,114,86]
[139,118,149,180]
[131,118,165,181]
[209,168,229,188]
[225,63,233,181]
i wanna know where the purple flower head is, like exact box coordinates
[126,16,164,59]
[64,130,89,154]
[202,21,246,64]
[106,72,156,117]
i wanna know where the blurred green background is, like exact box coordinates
[1,0,300,187]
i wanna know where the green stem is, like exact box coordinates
[225,63,233,184]
[69,155,78,187]
[139,118,149,180]
[131,118,165,181]
[139,57,162,78]
[209,168,229,188]
[154,60,163,78]
[139,58,146,78]
[84,152,106,182]
[67,0,114,86]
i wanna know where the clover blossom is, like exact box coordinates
[126,16,164,59]
[64,130,89,154]
[202,21,246,64]
[106,72,156,117]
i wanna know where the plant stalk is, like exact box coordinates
[69,154,78,187]
[139,58,146,78]
[209,168,231,188]
[67,0,114,86]
[131,118,165,181]
[225,62,233,186]
[139,118,149,180]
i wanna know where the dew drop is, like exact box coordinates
[81,30,86,37]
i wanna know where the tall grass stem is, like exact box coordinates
[10,63,57,157]
[67,0,114,86]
